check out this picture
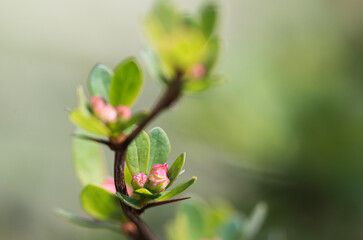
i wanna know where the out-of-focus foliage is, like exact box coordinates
[144,0,222,92]
[166,200,267,240]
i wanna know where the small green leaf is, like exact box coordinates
[156,177,197,201]
[167,153,185,189]
[204,37,220,70]
[135,188,153,196]
[109,58,143,107]
[124,164,133,186]
[55,208,121,232]
[76,86,90,115]
[70,110,110,136]
[245,202,268,240]
[73,134,107,186]
[218,215,244,240]
[126,130,150,176]
[116,192,142,209]
[200,3,218,37]
[148,127,171,173]
[183,75,223,93]
[81,185,125,222]
[134,188,162,200]
[88,64,113,102]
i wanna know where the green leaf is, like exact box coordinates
[126,130,150,176]
[88,64,113,102]
[124,164,133,186]
[148,127,171,173]
[245,202,268,240]
[167,153,185,189]
[134,188,162,200]
[55,208,121,232]
[135,188,153,196]
[109,58,143,107]
[183,75,223,93]
[156,177,197,201]
[70,110,110,136]
[218,215,244,240]
[204,37,220,70]
[76,86,90,115]
[81,185,125,222]
[179,201,206,240]
[116,192,142,209]
[73,135,107,186]
[200,3,218,38]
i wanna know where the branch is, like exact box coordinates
[72,134,113,148]
[124,71,183,146]
[137,197,191,214]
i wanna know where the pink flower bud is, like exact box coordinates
[131,173,147,190]
[191,64,206,79]
[90,96,117,123]
[101,176,116,194]
[116,105,132,121]
[147,164,170,193]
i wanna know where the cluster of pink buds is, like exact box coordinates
[131,164,170,194]
[90,96,132,124]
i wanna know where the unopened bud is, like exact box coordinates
[101,176,116,194]
[131,173,147,190]
[90,96,117,123]
[116,105,132,121]
[191,64,206,79]
[147,164,170,193]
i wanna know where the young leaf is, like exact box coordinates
[200,3,218,38]
[134,188,162,200]
[167,153,185,189]
[156,177,197,201]
[73,135,107,186]
[76,86,90,115]
[148,127,171,173]
[88,64,113,102]
[81,185,125,222]
[124,164,133,186]
[116,192,142,209]
[126,130,150,176]
[109,58,143,107]
[70,110,110,136]
[55,208,121,232]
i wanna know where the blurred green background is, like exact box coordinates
[1,0,363,239]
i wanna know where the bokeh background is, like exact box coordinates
[1,0,363,239]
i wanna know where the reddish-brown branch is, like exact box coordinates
[113,73,184,240]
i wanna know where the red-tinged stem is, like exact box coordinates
[113,73,184,240]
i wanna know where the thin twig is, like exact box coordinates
[72,134,113,147]
[137,197,191,214]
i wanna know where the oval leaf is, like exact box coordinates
[70,110,110,136]
[88,64,113,102]
[73,135,107,186]
[126,130,150,176]
[167,152,185,189]
[55,208,121,231]
[200,3,218,37]
[116,192,142,209]
[81,185,125,222]
[148,127,171,173]
[109,58,143,107]
[156,177,197,201]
